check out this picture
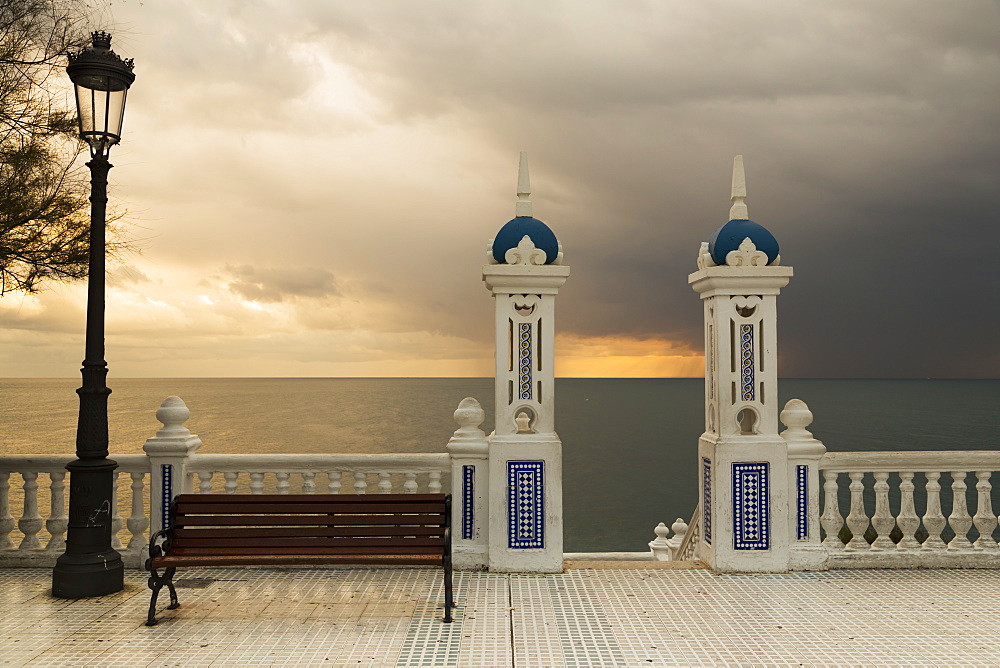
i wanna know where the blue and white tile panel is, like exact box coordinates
[733,462,769,551]
[702,457,712,545]
[518,323,532,400]
[160,463,173,530]
[740,324,754,401]
[796,464,808,540]
[462,465,475,540]
[508,461,544,549]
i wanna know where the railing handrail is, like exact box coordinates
[820,451,1000,473]
[188,452,450,472]
[675,502,700,560]
[0,454,149,474]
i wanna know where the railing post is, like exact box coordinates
[446,397,489,570]
[781,399,828,569]
[143,397,202,559]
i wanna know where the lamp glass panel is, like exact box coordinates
[74,74,128,147]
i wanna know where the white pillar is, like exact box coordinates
[483,153,569,573]
[143,397,201,542]
[781,399,828,570]
[446,397,490,570]
[689,156,793,573]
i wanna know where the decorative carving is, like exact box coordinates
[486,238,498,265]
[161,464,173,530]
[513,295,539,316]
[505,235,547,265]
[515,411,534,434]
[697,241,717,270]
[508,461,544,549]
[732,295,760,318]
[462,465,475,540]
[518,323,532,400]
[740,324,755,401]
[796,465,808,540]
[725,237,769,267]
[733,462,769,550]
[702,457,712,545]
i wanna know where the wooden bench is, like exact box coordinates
[145,493,453,625]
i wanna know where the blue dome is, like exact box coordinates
[708,219,779,266]
[492,216,559,264]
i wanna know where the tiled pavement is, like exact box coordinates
[2,564,1000,667]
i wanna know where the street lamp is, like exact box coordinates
[52,31,135,599]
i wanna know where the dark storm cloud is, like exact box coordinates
[281,0,1000,377]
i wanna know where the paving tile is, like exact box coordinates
[2,567,1000,666]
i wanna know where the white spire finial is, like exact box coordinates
[729,154,748,220]
[516,151,532,217]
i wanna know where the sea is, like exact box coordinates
[1,378,997,552]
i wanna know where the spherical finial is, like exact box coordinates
[453,397,485,432]
[780,398,813,431]
[155,396,191,437]
[671,517,689,537]
[653,522,670,541]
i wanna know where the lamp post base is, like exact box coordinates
[51,459,124,598]
[52,552,124,599]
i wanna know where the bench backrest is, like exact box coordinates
[168,493,449,557]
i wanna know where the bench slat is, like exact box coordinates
[172,526,445,539]
[170,536,445,549]
[166,545,445,556]
[151,554,443,568]
[175,502,446,515]
[173,514,444,527]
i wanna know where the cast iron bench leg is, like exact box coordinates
[443,556,454,623]
[145,566,179,626]
[165,567,180,609]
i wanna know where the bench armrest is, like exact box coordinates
[146,528,172,569]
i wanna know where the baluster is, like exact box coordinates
[275,472,290,494]
[327,471,342,494]
[198,471,214,494]
[223,472,239,494]
[973,471,998,550]
[844,472,870,550]
[110,471,124,550]
[429,471,442,494]
[896,471,920,550]
[354,472,368,494]
[403,472,418,494]
[948,471,973,550]
[921,471,947,550]
[249,472,265,494]
[126,472,148,551]
[301,472,316,494]
[870,472,895,550]
[0,472,14,549]
[378,472,392,494]
[45,471,68,552]
[820,470,844,550]
[18,472,42,550]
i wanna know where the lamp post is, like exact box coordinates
[52,31,135,599]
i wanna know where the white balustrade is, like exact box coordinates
[184,454,451,497]
[819,452,1000,568]
[0,455,150,568]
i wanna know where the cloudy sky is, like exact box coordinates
[2,0,998,378]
